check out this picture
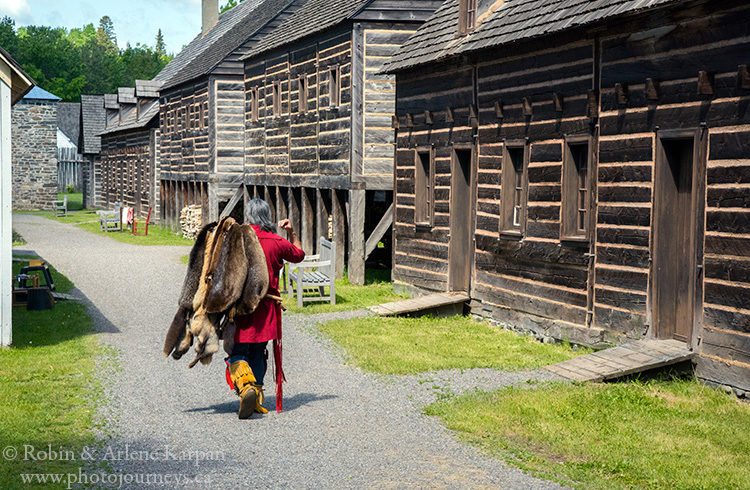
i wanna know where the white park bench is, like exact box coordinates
[287,237,336,308]
[53,195,67,217]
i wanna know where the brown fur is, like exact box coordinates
[178,221,217,309]
[163,306,191,358]
[204,223,247,313]
[234,224,270,316]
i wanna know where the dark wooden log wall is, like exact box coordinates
[99,128,156,218]
[597,3,750,389]
[159,79,210,227]
[244,27,353,189]
[393,2,750,388]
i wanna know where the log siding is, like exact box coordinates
[391,1,750,391]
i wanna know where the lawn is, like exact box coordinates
[284,268,406,314]
[319,315,588,374]
[59,192,83,211]
[76,220,194,246]
[425,377,750,489]
[1,257,101,486]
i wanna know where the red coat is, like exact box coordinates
[233,225,305,344]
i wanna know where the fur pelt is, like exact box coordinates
[233,224,269,316]
[163,218,270,367]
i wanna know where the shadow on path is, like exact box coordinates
[184,393,338,415]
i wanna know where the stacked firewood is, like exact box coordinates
[180,205,203,240]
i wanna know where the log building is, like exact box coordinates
[156,0,304,233]
[384,0,750,392]
[240,0,441,282]
[97,81,161,218]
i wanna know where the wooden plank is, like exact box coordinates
[219,185,244,220]
[348,189,366,285]
[364,202,393,260]
[368,292,470,316]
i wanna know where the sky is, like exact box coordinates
[0,0,207,53]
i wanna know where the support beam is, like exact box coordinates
[220,185,244,220]
[365,202,393,260]
[1,80,12,346]
[301,187,315,253]
[289,187,301,246]
[265,186,276,222]
[316,188,332,243]
[332,189,347,278]
[348,189,366,285]
[276,186,288,224]
[208,180,219,222]
[243,185,252,224]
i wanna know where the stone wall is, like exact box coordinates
[12,100,58,210]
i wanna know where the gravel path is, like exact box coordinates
[13,214,565,489]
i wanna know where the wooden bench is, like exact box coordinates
[98,203,122,232]
[53,195,67,217]
[287,237,336,308]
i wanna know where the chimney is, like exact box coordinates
[202,0,218,37]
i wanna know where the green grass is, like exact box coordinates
[11,230,25,246]
[425,377,750,489]
[76,221,194,246]
[179,254,190,264]
[284,268,407,314]
[319,315,588,374]
[1,257,101,487]
[58,192,83,211]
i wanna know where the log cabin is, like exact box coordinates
[384,0,750,393]
[156,0,306,232]
[240,0,442,283]
[97,81,161,218]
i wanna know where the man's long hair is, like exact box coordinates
[247,198,277,233]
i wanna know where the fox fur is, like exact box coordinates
[164,218,270,367]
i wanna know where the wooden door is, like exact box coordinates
[449,147,475,292]
[651,132,704,343]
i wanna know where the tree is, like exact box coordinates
[155,29,165,57]
[0,17,18,54]
[97,15,117,52]
[221,0,246,13]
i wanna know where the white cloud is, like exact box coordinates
[0,0,30,17]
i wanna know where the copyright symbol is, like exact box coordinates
[3,446,17,460]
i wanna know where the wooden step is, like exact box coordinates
[545,339,695,382]
[368,292,470,317]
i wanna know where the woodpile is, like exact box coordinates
[180,205,203,240]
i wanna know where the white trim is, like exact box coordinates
[1,75,12,346]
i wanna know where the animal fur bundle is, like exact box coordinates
[163,217,269,368]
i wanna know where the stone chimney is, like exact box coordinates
[202,0,218,37]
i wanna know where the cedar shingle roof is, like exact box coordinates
[242,0,370,60]
[157,0,296,90]
[98,99,159,136]
[57,102,81,147]
[79,95,105,154]
[384,0,679,72]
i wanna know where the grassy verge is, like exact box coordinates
[1,257,101,486]
[179,254,190,264]
[425,377,750,489]
[76,221,194,246]
[11,230,25,246]
[284,268,406,314]
[319,315,588,374]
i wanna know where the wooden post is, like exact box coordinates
[289,187,302,246]
[301,187,315,254]
[208,179,219,222]
[332,189,347,278]
[348,189,366,285]
[0,76,11,346]
[265,186,276,222]
[316,188,332,243]
[243,185,252,224]
[276,186,288,224]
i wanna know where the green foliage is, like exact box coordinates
[426,378,750,489]
[11,230,25,246]
[0,15,173,102]
[65,184,75,194]
[320,315,588,374]
[221,0,247,13]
